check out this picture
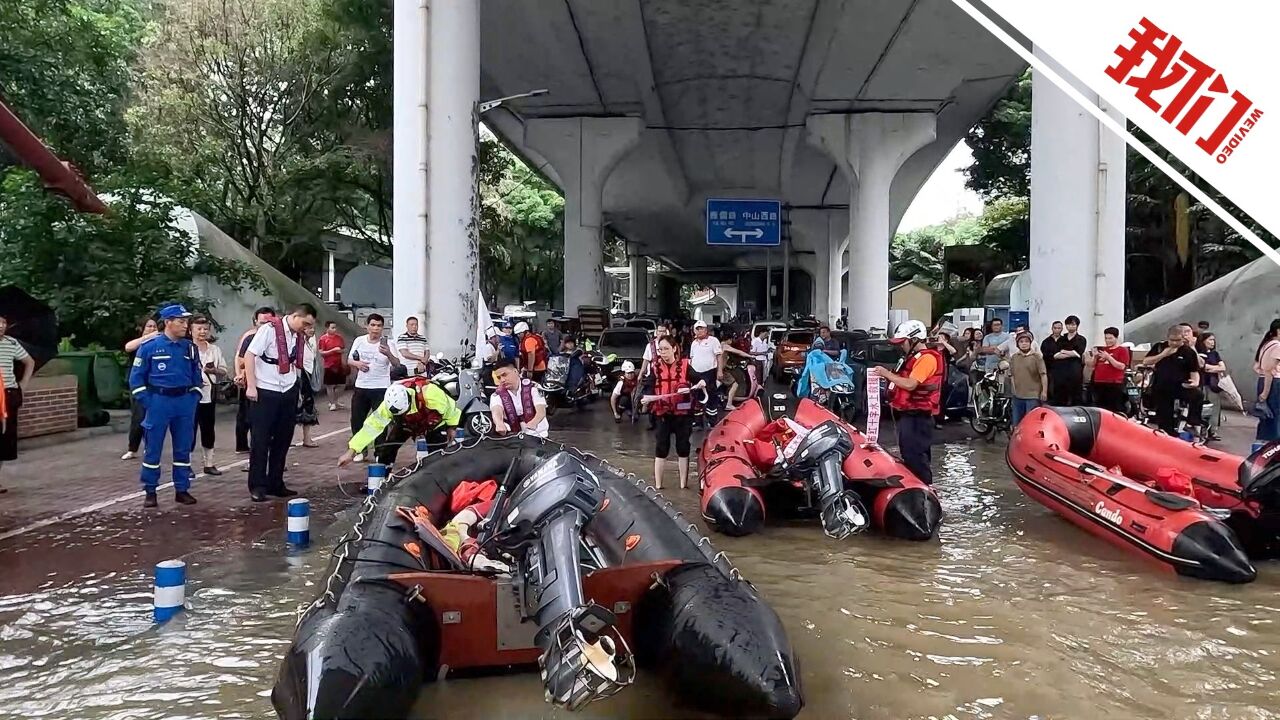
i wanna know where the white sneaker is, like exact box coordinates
[121,451,136,460]
[353,453,364,463]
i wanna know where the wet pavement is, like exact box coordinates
[1,399,1277,719]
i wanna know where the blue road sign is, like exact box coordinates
[706,199,782,246]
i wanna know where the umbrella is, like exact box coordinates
[0,285,59,370]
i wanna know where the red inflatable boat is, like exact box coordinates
[1007,405,1280,583]
[699,398,942,540]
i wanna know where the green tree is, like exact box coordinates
[0,169,264,350]
[0,0,147,176]
[128,0,358,274]
[478,136,565,305]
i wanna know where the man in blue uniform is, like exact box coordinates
[129,304,203,507]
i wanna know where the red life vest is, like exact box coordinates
[652,359,692,416]
[619,374,638,397]
[497,380,537,430]
[398,377,445,435]
[890,347,945,415]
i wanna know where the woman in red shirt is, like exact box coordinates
[1087,326,1131,415]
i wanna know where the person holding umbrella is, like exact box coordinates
[0,313,35,493]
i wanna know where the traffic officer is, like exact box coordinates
[129,303,203,507]
[869,320,944,485]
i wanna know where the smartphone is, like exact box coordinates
[379,337,390,348]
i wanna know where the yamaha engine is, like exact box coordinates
[785,421,868,539]
[491,452,636,709]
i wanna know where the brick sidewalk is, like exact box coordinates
[0,403,371,533]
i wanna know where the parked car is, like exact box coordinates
[624,318,657,335]
[772,329,816,381]
[595,327,649,370]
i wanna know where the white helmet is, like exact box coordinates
[383,384,411,415]
[513,321,530,334]
[621,360,636,373]
[891,319,928,344]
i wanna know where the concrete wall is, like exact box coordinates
[189,213,364,348]
[1124,255,1280,401]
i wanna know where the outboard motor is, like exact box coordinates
[489,452,636,709]
[1242,441,1280,505]
[785,421,868,539]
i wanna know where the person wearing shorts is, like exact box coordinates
[648,336,696,490]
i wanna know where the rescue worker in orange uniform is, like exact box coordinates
[870,320,944,485]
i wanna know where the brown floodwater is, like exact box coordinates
[2,413,1279,719]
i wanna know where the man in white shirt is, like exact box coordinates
[688,320,723,426]
[478,326,501,364]
[243,303,316,501]
[348,313,403,461]
[396,316,430,376]
[489,360,549,438]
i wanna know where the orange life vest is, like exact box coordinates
[890,347,945,415]
[652,359,692,416]
[398,376,445,435]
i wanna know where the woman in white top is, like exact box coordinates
[190,317,228,474]
[1253,319,1280,442]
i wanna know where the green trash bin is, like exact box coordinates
[41,351,114,427]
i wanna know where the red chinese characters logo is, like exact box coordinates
[1105,17,1264,164]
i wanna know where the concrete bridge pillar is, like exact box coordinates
[525,117,644,313]
[1029,53,1126,342]
[425,0,481,356]
[391,0,428,335]
[808,113,936,332]
[628,251,648,314]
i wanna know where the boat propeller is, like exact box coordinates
[785,420,869,539]
[539,603,637,710]
[489,451,637,710]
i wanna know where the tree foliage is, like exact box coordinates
[478,137,565,305]
[0,0,147,176]
[128,0,362,273]
[0,169,265,349]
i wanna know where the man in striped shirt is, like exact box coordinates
[396,316,430,376]
[0,314,34,494]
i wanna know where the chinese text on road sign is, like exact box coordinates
[705,199,782,246]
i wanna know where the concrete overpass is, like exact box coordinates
[395,0,1128,355]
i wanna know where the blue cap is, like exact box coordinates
[158,304,193,320]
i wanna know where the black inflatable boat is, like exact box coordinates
[272,435,803,719]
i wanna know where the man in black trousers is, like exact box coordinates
[234,306,276,457]
[242,303,316,501]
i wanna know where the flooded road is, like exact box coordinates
[2,407,1279,719]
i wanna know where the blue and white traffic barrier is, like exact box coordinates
[367,463,387,495]
[286,498,310,547]
[1178,430,1195,442]
[153,559,186,623]
[416,438,429,461]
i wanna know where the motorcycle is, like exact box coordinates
[429,351,494,439]
[1131,365,1214,441]
[539,352,597,415]
[794,349,859,423]
[477,451,635,709]
[969,362,1012,441]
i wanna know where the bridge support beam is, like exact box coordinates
[525,117,644,313]
[808,113,936,332]
[1029,54,1126,342]
[392,0,429,335]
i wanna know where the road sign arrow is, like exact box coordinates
[725,228,764,241]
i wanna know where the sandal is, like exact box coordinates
[302,442,320,448]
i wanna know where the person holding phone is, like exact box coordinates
[347,314,402,462]
[1085,327,1130,415]
[191,316,228,474]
